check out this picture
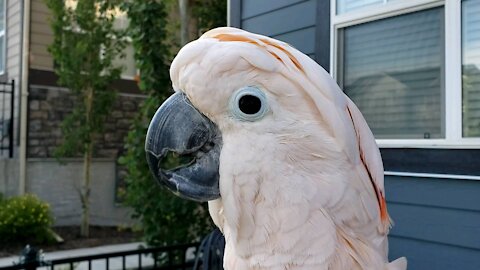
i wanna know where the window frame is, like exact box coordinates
[330,0,480,148]
[112,13,138,81]
[0,0,6,75]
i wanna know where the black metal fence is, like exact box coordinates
[0,80,15,158]
[0,243,200,270]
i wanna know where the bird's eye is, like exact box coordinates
[239,95,261,114]
[229,86,268,122]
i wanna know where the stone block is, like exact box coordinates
[121,100,135,111]
[111,111,123,118]
[29,120,42,132]
[40,101,51,110]
[28,146,47,157]
[29,139,40,146]
[30,110,48,119]
[29,100,40,110]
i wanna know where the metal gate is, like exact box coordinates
[0,80,14,158]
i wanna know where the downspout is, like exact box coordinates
[227,0,231,27]
[19,0,31,195]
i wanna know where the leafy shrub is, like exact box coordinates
[0,194,54,244]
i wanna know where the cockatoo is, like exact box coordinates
[145,27,407,270]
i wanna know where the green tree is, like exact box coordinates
[193,0,227,33]
[119,0,228,246]
[119,0,211,246]
[46,0,127,237]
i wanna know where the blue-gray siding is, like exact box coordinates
[238,0,317,60]
[231,1,480,269]
[386,175,480,269]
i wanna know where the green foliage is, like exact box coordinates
[0,194,54,244]
[193,0,228,32]
[46,0,127,237]
[118,0,215,246]
[45,0,126,157]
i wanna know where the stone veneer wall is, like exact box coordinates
[28,86,145,158]
[24,86,145,226]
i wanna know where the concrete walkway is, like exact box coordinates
[0,242,169,269]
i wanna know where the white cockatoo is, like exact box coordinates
[146,27,407,270]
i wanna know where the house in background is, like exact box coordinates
[0,0,143,226]
[229,0,479,269]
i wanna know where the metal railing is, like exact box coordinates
[0,243,200,270]
[0,80,15,158]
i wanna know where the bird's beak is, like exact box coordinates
[145,92,221,202]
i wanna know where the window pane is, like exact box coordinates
[339,8,444,139]
[113,43,136,79]
[462,0,480,137]
[337,0,383,14]
[0,35,4,73]
[0,0,3,74]
[122,44,136,78]
[0,0,4,31]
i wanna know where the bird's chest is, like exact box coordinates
[218,171,336,269]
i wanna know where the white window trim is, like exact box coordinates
[0,0,6,75]
[330,0,480,148]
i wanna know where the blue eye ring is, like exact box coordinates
[229,86,268,122]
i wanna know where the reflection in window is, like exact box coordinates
[462,0,480,137]
[338,8,444,139]
[336,0,401,15]
[337,0,383,14]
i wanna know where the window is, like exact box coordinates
[337,0,390,14]
[462,0,480,137]
[64,1,136,80]
[332,0,480,147]
[113,13,137,80]
[0,0,5,74]
[339,8,444,139]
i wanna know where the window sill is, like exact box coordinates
[377,139,480,149]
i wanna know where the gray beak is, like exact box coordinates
[145,92,221,202]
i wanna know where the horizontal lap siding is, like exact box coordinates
[389,236,480,270]
[385,175,480,269]
[30,0,54,71]
[6,0,23,148]
[6,0,22,80]
[240,0,316,59]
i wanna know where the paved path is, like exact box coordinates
[0,242,168,269]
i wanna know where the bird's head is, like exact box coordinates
[145,27,381,207]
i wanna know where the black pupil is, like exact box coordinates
[238,95,262,115]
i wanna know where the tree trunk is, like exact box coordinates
[80,87,94,238]
[179,0,189,46]
[80,142,92,237]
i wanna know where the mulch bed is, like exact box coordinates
[0,226,142,258]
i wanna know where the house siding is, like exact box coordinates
[233,0,318,61]
[30,0,54,71]
[230,1,480,269]
[6,0,22,79]
[5,0,22,151]
[386,175,480,270]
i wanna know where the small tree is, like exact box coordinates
[119,0,220,246]
[46,0,127,237]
